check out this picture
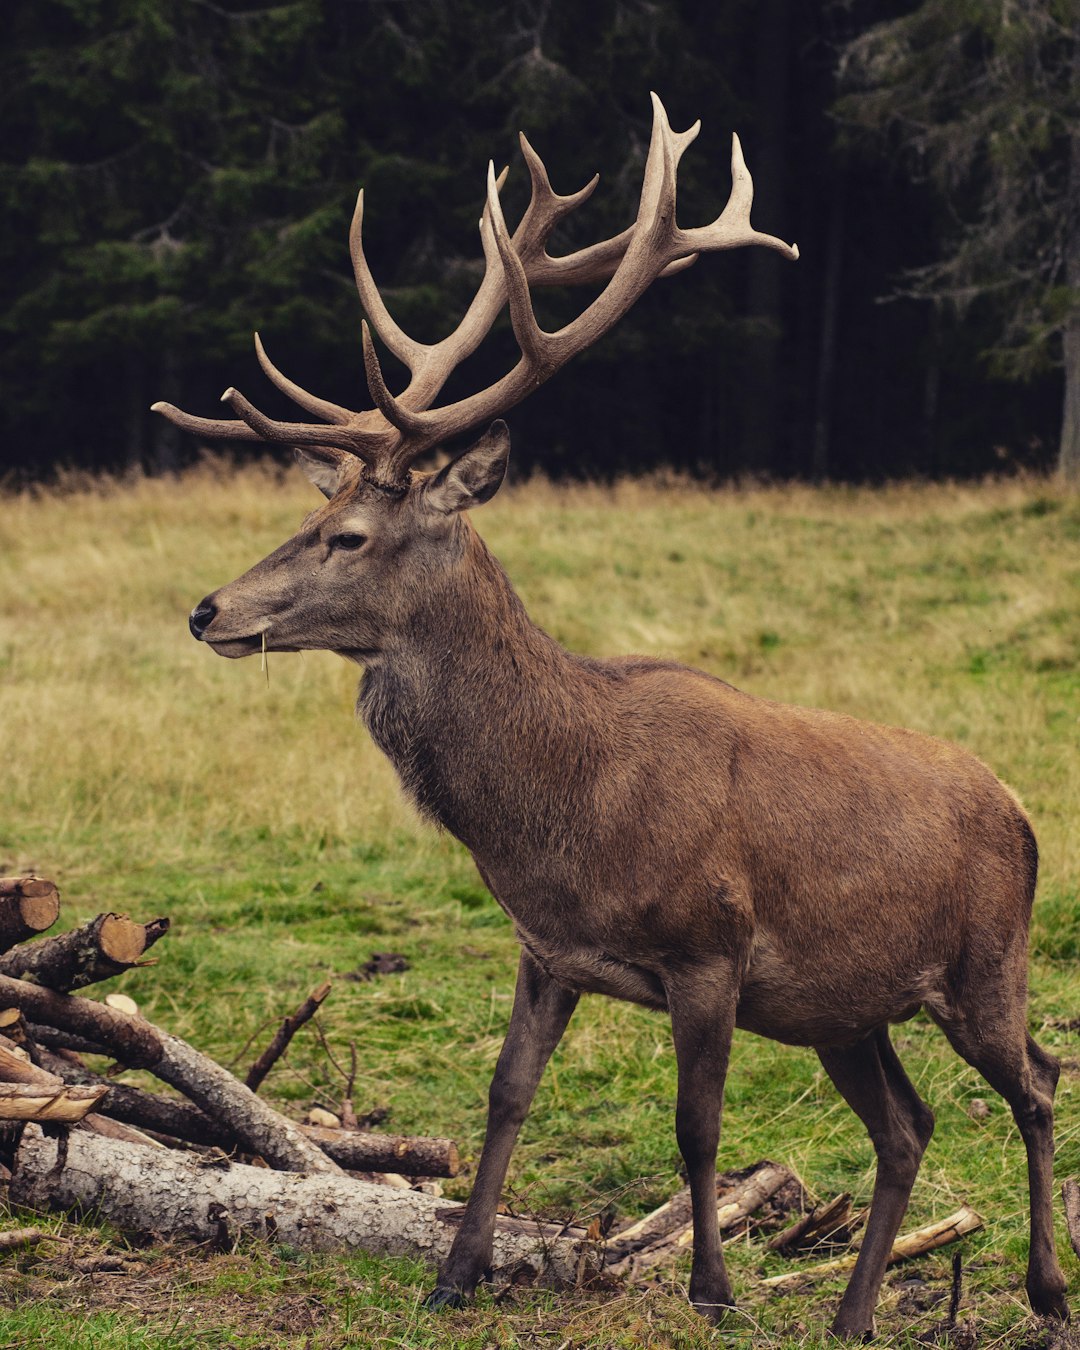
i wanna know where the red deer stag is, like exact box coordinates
[155,95,1067,1337]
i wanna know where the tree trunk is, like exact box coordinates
[12,1125,595,1283]
[741,0,791,475]
[1059,31,1080,484]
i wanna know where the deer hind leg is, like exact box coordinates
[817,1027,935,1339]
[932,999,1068,1321]
[666,961,741,1323]
[425,950,578,1310]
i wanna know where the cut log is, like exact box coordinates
[12,1125,596,1284]
[0,1041,44,1085]
[0,1081,107,1122]
[0,913,168,991]
[79,1113,167,1149]
[245,981,332,1091]
[760,1205,984,1288]
[0,878,60,954]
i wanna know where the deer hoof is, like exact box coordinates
[424,1285,468,1312]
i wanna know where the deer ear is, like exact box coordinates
[294,447,343,500]
[423,421,510,515]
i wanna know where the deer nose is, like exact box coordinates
[189,598,218,640]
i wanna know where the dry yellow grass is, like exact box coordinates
[1,465,1077,916]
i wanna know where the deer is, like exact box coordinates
[154,95,1068,1338]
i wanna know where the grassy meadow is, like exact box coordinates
[0,464,1078,1348]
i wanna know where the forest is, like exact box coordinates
[2,0,1078,484]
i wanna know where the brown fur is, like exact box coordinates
[189,447,1067,1335]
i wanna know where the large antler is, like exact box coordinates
[153,93,797,485]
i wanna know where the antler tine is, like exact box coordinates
[350,189,426,372]
[361,321,430,437]
[516,134,600,237]
[676,132,800,261]
[484,162,552,376]
[254,333,354,426]
[219,387,385,460]
[151,401,265,442]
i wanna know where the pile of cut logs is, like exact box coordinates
[0,874,987,1293]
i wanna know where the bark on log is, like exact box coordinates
[245,981,331,1091]
[300,1125,459,1178]
[1062,1179,1080,1261]
[0,914,169,991]
[0,878,60,954]
[760,1206,984,1288]
[39,1049,459,1177]
[12,1125,596,1284]
[0,977,162,1067]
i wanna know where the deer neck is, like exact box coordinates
[356,527,599,855]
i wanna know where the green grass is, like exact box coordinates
[0,467,1078,1346]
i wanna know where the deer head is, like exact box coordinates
[162,94,797,658]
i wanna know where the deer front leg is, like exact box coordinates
[666,960,740,1323]
[426,949,579,1309]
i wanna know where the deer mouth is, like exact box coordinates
[205,635,264,659]
[206,635,301,659]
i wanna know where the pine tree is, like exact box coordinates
[836,0,1080,482]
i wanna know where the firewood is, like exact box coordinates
[37,1046,460,1177]
[0,977,162,1066]
[760,1205,984,1288]
[0,1081,107,1122]
[245,981,332,1091]
[0,914,169,991]
[0,1040,60,1087]
[0,878,60,954]
[300,1125,460,1178]
[13,1124,597,1283]
[606,1162,795,1277]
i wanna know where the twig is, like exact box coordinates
[245,981,332,1091]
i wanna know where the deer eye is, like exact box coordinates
[332,532,367,551]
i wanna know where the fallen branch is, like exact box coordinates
[0,878,60,954]
[12,1125,595,1283]
[245,980,331,1091]
[38,1048,458,1176]
[760,1206,984,1288]
[0,914,169,991]
[23,1008,337,1173]
[0,977,162,1067]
